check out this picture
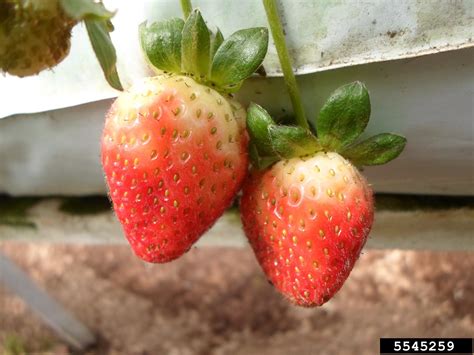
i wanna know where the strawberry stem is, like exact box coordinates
[180,0,193,19]
[262,0,308,130]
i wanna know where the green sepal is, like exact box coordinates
[268,125,322,159]
[85,18,123,91]
[139,18,184,74]
[210,28,268,90]
[210,28,224,59]
[249,143,279,170]
[246,103,275,157]
[317,81,370,151]
[181,9,211,79]
[342,133,407,166]
[60,0,114,20]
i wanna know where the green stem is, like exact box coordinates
[262,0,308,130]
[180,0,193,19]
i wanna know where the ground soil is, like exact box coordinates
[0,243,473,355]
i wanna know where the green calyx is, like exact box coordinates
[247,81,407,170]
[140,9,269,93]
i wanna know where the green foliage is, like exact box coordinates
[342,133,407,166]
[139,10,267,93]
[247,80,406,170]
[60,0,114,21]
[61,0,122,91]
[140,19,184,73]
[246,103,275,157]
[268,125,321,159]
[210,28,268,91]
[210,28,224,58]
[316,81,370,150]
[246,103,281,169]
[181,9,211,79]
[249,143,279,170]
[246,103,321,168]
[85,18,123,90]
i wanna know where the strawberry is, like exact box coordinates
[241,152,373,306]
[0,0,76,76]
[102,74,247,262]
[241,83,406,306]
[101,10,268,262]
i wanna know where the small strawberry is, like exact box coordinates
[1,0,123,89]
[101,10,268,262]
[0,0,76,76]
[241,151,373,306]
[241,82,406,306]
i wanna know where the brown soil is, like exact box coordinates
[0,243,473,355]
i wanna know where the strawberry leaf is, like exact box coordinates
[317,81,370,151]
[210,28,268,89]
[269,125,322,159]
[85,18,123,91]
[61,0,122,91]
[181,9,211,79]
[60,0,114,20]
[247,103,275,157]
[140,19,184,74]
[210,28,224,59]
[342,133,407,166]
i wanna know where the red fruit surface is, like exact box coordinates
[101,74,248,263]
[240,152,374,306]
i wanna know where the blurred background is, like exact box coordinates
[0,0,473,354]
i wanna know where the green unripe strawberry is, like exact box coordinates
[0,0,76,76]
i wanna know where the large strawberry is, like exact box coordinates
[241,82,406,306]
[101,10,268,262]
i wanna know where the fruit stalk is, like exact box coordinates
[180,0,193,19]
[262,0,308,130]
